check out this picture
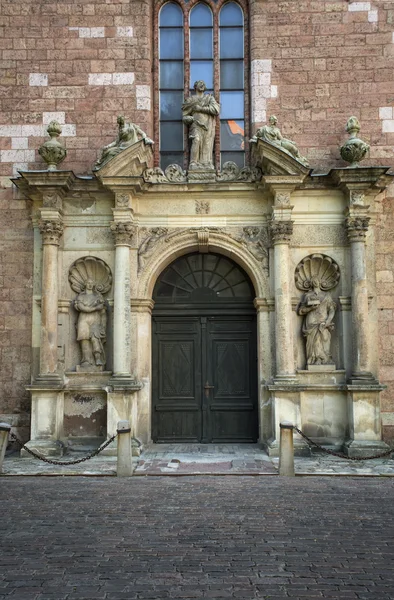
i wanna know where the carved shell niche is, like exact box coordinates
[295,254,340,291]
[68,256,112,294]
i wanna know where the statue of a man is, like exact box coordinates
[297,277,336,366]
[182,80,220,169]
[94,115,153,170]
[74,278,107,368]
[251,115,309,167]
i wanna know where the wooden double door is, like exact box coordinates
[152,314,258,443]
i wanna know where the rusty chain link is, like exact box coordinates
[9,432,117,466]
[292,426,393,461]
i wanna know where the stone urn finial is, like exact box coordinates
[38,120,67,171]
[340,116,369,168]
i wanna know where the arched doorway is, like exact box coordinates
[152,252,258,443]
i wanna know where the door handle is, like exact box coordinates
[204,381,214,398]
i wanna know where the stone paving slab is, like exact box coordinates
[2,477,394,599]
[2,443,394,476]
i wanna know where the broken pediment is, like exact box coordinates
[251,137,311,177]
[94,139,154,179]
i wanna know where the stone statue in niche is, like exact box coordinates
[250,115,309,167]
[69,257,112,371]
[295,254,340,369]
[182,80,220,170]
[94,115,153,170]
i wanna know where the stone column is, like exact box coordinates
[344,208,388,456]
[345,213,374,381]
[110,221,136,384]
[270,219,295,380]
[37,217,63,385]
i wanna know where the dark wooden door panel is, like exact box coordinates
[152,317,202,442]
[207,317,258,442]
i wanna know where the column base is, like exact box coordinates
[109,374,143,392]
[348,371,380,386]
[30,373,63,389]
[343,439,391,458]
[272,374,298,386]
[20,438,65,458]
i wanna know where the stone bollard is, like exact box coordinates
[0,423,11,474]
[117,420,133,477]
[279,421,295,477]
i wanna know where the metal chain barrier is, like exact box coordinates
[292,426,393,461]
[9,432,117,466]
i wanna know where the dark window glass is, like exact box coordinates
[220,91,244,119]
[160,2,183,27]
[160,153,184,170]
[221,151,245,168]
[160,122,184,151]
[190,29,213,59]
[220,61,244,90]
[190,3,213,27]
[160,61,184,89]
[220,28,243,59]
[159,3,184,166]
[220,120,244,151]
[160,29,184,59]
[190,62,214,89]
[220,2,243,26]
[160,91,184,120]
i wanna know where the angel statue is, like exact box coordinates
[68,257,112,370]
[94,115,153,170]
[250,115,309,167]
[295,254,340,368]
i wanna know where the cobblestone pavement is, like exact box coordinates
[2,477,394,599]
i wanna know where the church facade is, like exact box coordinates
[1,0,394,456]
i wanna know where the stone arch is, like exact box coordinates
[136,229,269,300]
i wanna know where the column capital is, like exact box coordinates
[270,220,293,244]
[110,221,137,246]
[345,215,370,242]
[38,219,64,245]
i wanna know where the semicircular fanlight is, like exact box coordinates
[153,253,254,303]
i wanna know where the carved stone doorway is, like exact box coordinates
[151,252,258,443]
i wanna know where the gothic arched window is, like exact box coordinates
[157,1,247,171]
